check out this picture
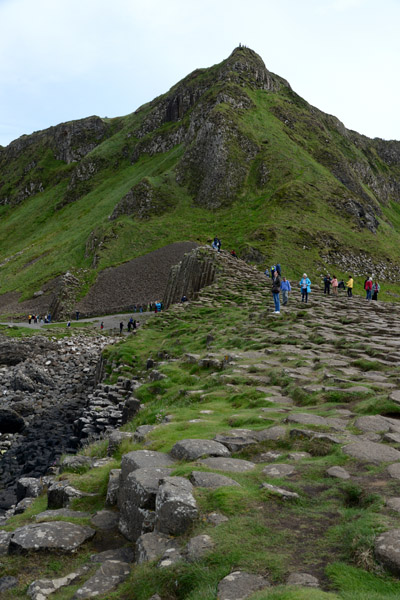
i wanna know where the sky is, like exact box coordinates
[0,0,399,147]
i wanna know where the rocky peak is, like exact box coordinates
[218,46,286,92]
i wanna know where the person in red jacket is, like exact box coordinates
[365,277,373,301]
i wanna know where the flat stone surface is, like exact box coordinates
[120,450,175,481]
[214,430,258,452]
[90,547,135,563]
[386,498,400,513]
[387,463,400,479]
[286,413,327,427]
[253,426,287,441]
[190,471,240,489]
[375,529,400,574]
[287,572,320,587]
[170,439,230,460]
[135,531,179,564]
[91,510,119,530]
[74,560,131,599]
[186,534,215,562]
[262,464,296,478]
[259,451,283,462]
[9,522,95,553]
[27,567,90,600]
[198,457,256,472]
[35,509,91,522]
[390,390,400,404]
[354,415,391,433]
[207,512,229,526]
[0,576,18,592]
[326,466,351,480]
[384,432,400,444]
[217,570,270,600]
[343,441,400,464]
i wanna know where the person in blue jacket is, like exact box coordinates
[281,276,291,305]
[299,273,311,303]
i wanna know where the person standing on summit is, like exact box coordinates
[299,273,311,303]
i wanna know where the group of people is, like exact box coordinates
[270,266,382,314]
[28,313,51,325]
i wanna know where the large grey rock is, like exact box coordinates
[16,477,44,501]
[254,426,287,441]
[198,457,256,472]
[119,467,171,509]
[286,413,327,427]
[90,547,134,563]
[155,476,198,535]
[190,471,240,489]
[158,546,184,568]
[354,415,392,433]
[135,531,179,564]
[217,571,270,599]
[343,441,400,464]
[9,522,95,553]
[120,450,175,482]
[170,439,230,461]
[119,503,154,542]
[186,534,215,562]
[375,529,400,574]
[47,481,88,509]
[262,464,295,478]
[73,560,131,599]
[287,572,320,587]
[386,498,400,513]
[106,469,120,506]
[214,430,258,452]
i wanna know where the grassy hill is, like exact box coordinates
[1,46,400,313]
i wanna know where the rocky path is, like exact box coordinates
[4,249,400,598]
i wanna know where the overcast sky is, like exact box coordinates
[0,0,399,147]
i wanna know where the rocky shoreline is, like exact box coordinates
[0,332,124,510]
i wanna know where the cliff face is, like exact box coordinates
[2,46,400,312]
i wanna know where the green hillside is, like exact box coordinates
[1,46,400,310]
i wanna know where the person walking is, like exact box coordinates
[271,270,281,314]
[100,322,104,330]
[299,273,311,303]
[346,275,354,298]
[331,275,338,296]
[281,276,291,305]
[324,274,332,295]
[119,321,123,334]
[365,277,373,301]
[372,280,380,301]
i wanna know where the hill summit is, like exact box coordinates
[1,46,400,318]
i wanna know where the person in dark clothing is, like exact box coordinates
[133,320,137,329]
[76,311,80,320]
[324,274,332,295]
[127,320,132,332]
[338,280,345,290]
[276,263,281,276]
[271,270,281,314]
[119,322,123,334]
[100,322,104,330]
[230,250,238,258]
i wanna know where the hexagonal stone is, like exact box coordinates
[190,471,240,489]
[155,476,198,535]
[91,510,119,530]
[170,439,230,461]
[214,430,258,452]
[198,457,255,472]
[120,450,175,482]
[286,413,327,427]
[343,441,400,464]
[217,571,270,599]
[375,529,400,574]
[135,531,179,564]
[354,415,391,433]
[262,464,295,478]
[74,560,131,599]
[9,522,95,553]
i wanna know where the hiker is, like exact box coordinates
[299,273,311,303]
[28,314,32,324]
[271,270,281,314]
[76,311,80,320]
[127,320,132,332]
[134,305,137,313]
[212,237,219,251]
[331,275,338,296]
[100,322,104,330]
[346,275,354,298]
[119,321,123,334]
[133,319,137,330]
[324,274,332,295]
[66,321,71,328]
[271,265,276,278]
[181,295,188,302]
[264,268,270,278]
[276,263,281,276]
[372,280,380,301]
[281,276,291,305]
[139,305,143,313]
[338,280,345,290]
[365,277,373,301]
[217,239,221,252]
[48,313,51,323]
[230,250,238,258]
